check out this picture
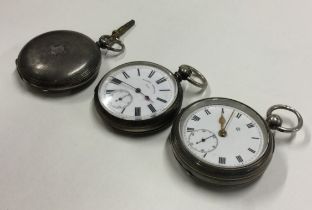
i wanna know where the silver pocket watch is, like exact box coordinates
[94,61,208,134]
[16,20,135,92]
[169,97,303,187]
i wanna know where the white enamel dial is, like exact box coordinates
[188,129,218,153]
[98,62,178,120]
[181,104,268,168]
[109,89,133,109]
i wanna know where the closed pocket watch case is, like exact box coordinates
[16,20,135,93]
[16,30,101,92]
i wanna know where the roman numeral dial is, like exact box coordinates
[122,71,130,79]
[98,63,178,121]
[182,104,266,168]
[156,77,167,84]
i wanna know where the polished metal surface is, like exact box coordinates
[16,30,101,92]
[97,19,135,54]
[94,61,183,134]
[169,97,274,187]
[266,104,303,133]
[16,20,135,93]
[266,114,283,130]
[177,65,208,89]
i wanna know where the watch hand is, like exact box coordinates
[110,76,154,102]
[219,115,226,130]
[224,110,235,131]
[218,110,235,137]
[196,135,215,144]
[116,93,130,102]
[218,111,226,137]
[110,76,137,90]
[118,93,131,100]
[203,134,216,140]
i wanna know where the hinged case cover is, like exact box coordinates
[16,30,101,92]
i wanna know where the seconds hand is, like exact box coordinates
[110,76,154,102]
[196,134,216,144]
[115,93,131,102]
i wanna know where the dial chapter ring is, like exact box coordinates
[169,97,275,187]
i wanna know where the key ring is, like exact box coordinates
[178,65,208,89]
[96,19,135,55]
[266,104,303,133]
[98,35,125,53]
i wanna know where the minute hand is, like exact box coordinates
[110,76,154,102]
[224,110,235,131]
[110,76,137,90]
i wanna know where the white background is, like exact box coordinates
[0,0,311,209]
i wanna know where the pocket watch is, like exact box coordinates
[94,61,208,134]
[169,97,303,187]
[16,20,135,92]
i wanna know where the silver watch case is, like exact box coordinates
[16,30,101,92]
[94,61,183,134]
[169,97,275,187]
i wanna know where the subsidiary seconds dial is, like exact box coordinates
[98,63,177,120]
[94,61,207,134]
[109,89,133,110]
[183,105,265,167]
[170,98,303,186]
[188,129,218,154]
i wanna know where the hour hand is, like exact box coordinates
[219,115,225,129]
[219,110,235,137]
[218,112,227,137]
